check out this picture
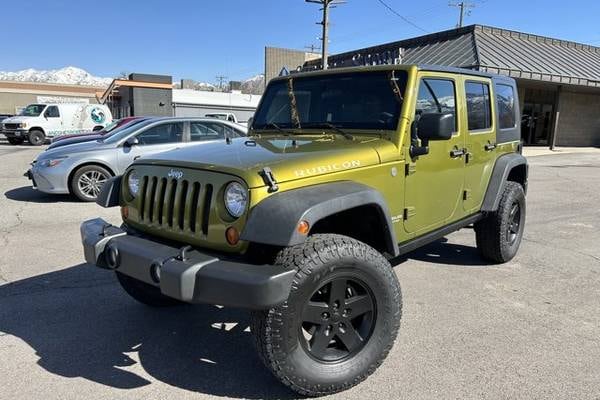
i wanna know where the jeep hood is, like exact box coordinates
[136,135,398,188]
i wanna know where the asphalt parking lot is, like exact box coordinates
[0,139,599,400]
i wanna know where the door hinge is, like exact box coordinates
[463,189,471,200]
[405,163,417,176]
[404,207,416,220]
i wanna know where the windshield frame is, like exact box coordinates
[252,69,407,134]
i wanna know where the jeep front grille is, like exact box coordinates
[138,176,213,235]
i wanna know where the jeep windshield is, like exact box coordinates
[19,104,46,117]
[253,70,407,132]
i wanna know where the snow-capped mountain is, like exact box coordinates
[0,66,112,87]
[241,74,265,95]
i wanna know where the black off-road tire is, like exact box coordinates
[7,137,24,145]
[251,234,402,397]
[115,272,183,307]
[70,164,112,202]
[475,181,526,263]
[28,129,45,146]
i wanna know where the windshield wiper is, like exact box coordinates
[304,122,354,140]
[258,122,294,136]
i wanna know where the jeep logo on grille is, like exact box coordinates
[167,169,184,180]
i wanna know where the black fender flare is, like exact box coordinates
[481,153,528,212]
[96,176,122,208]
[240,181,399,256]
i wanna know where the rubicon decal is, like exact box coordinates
[294,160,361,177]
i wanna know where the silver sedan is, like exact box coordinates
[27,117,247,201]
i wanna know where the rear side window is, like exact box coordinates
[465,82,492,131]
[416,79,457,131]
[45,106,60,118]
[496,84,516,129]
[136,123,184,145]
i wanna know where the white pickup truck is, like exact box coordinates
[1,103,113,145]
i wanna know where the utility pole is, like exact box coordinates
[306,0,345,70]
[449,1,475,28]
[215,75,228,91]
[304,44,321,53]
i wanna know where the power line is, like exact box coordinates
[375,0,428,33]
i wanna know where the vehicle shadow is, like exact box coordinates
[397,237,489,267]
[0,264,297,399]
[4,186,76,203]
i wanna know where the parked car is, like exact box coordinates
[205,112,250,127]
[47,117,149,150]
[27,117,246,201]
[0,114,12,123]
[2,103,113,146]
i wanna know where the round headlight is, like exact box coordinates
[128,170,140,197]
[224,182,248,218]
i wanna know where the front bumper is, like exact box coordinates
[2,129,27,138]
[25,164,70,194]
[80,218,295,309]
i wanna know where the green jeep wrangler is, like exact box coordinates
[81,64,527,396]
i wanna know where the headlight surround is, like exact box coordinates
[224,181,248,218]
[127,170,140,198]
[39,156,67,168]
[18,122,27,129]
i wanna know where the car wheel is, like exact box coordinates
[475,181,526,263]
[116,272,183,307]
[7,137,24,145]
[251,234,402,396]
[28,129,45,146]
[71,165,112,202]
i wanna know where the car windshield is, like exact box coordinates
[101,119,156,144]
[102,118,145,136]
[19,104,46,117]
[253,70,407,132]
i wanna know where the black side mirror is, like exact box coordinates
[124,137,139,147]
[409,112,454,158]
[417,112,454,141]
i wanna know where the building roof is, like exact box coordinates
[306,25,600,88]
[172,89,261,110]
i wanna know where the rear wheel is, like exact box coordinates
[116,272,183,307]
[475,181,526,263]
[251,234,402,396]
[70,165,112,202]
[7,137,24,145]
[28,129,45,146]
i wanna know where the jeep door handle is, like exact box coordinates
[450,148,465,158]
[484,142,497,151]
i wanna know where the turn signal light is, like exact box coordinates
[226,227,240,245]
[297,220,310,235]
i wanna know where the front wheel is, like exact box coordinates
[251,234,402,396]
[28,129,45,146]
[475,181,526,263]
[70,165,112,201]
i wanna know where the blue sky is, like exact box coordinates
[3,0,599,83]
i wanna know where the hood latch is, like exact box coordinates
[259,167,279,193]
